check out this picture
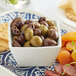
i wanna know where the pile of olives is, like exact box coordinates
[11,17,59,47]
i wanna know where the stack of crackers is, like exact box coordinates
[0,23,9,52]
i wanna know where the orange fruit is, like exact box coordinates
[71,51,76,61]
[62,40,66,47]
[60,47,68,52]
[62,32,76,42]
[66,42,76,51]
[56,47,68,60]
[57,51,72,65]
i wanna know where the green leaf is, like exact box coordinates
[70,49,74,51]
[72,41,75,46]
[74,52,76,54]
[9,0,18,5]
[65,64,70,66]
[62,72,65,76]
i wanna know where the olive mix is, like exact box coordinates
[11,17,59,47]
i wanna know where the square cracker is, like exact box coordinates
[0,23,8,43]
[0,23,9,52]
[0,40,9,49]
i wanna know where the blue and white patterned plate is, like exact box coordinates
[0,9,67,76]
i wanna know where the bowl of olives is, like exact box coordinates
[9,10,61,66]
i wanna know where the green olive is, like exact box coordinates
[20,24,28,32]
[30,36,43,47]
[39,25,48,36]
[24,41,31,47]
[49,26,58,30]
[46,20,55,26]
[24,28,34,41]
[33,21,40,28]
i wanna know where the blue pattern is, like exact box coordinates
[0,12,67,76]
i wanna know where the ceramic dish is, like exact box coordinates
[0,65,16,76]
[0,9,61,66]
[56,0,76,31]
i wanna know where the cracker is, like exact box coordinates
[0,47,9,52]
[0,23,9,52]
[59,3,71,10]
[0,40,9,50]
[65,8,76,22]
[59,0,76,22]
[0,23,8,43]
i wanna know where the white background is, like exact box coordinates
[0,0,57,19]
[28,0,57,19]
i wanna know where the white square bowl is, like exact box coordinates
[8,9,61,66]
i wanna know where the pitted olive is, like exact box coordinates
[24,41,31,47]
[30,36,43,47]
[13,40,21,47]
[27,24,35,30]
[20,24,28,32]
[46,20,55,26]
[39,25,48,36]
[49,26,58,30]
[33,21,40,28]
[11,26,20,36]
[17,32,26,45]
[43,38,57,46]
[11,17,21,27]
[24,28,34,41]
[16,21,24,29]
[40,21,49,27]
[25,20,33,24]
[38,17,46,23]
[34,29,41,36]
[48,29,59,40]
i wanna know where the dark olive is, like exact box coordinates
[40,21,49,27]
[27,24,35,30]
[17,32,26,45]
[13,40,21,47]
[11,17,22,27]
[25,20,33,24]
[11,26,20,36]
[48,29,59,40]
[11,25,17,31]
[16,21,24,29]
[38,17,46,23]
[43,38,57,46]
[34,29,41,36]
